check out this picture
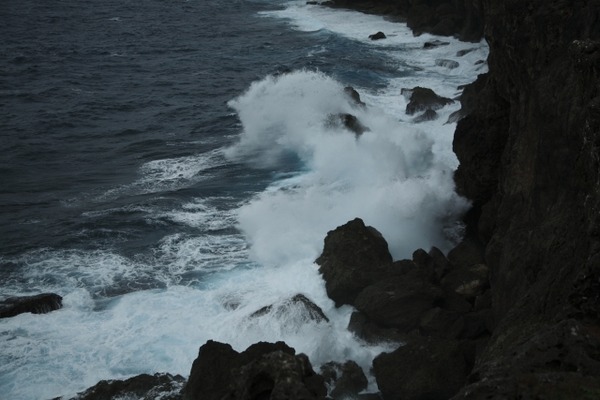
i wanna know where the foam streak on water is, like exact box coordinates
[0,1,488,399]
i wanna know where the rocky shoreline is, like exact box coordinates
[29,0,600,398]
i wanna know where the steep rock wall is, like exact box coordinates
[452,0,600,396]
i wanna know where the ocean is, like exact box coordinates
[0,0,488,398]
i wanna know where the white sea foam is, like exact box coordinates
[227,69,468,263]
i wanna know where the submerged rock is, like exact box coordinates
[368,31,386,40]
[326,113,370,136]
[423,40,450,49]
[403,87,454,115]
[0,293,63,318]
[435,59,460,69]
[250,293,329,323]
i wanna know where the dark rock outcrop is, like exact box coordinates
[368,31,386,40]
[326,113,370,136]
[183,341,326,400]
[69,373,185,400]
[315,218,394,306]
[344,86,366,107]
[423,40,449,49]
[402,87,454,115]
[0,293,63,318]
[250,294,329,324]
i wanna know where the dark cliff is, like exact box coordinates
[452,0,600,396]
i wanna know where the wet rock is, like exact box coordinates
[435,59,460,69]
[373,336,468,400]
[344,86,366,107]
[368,31,386,40]
[403,87,454,116]
[224,352,326,400]
[456,48,476,57]
[184,340,325,400]
[70,373,185,400]
[250,294,329,324]
[320,360,368,399]
[419,307,463,336]
[413,108,438,122]
[0,293,63,318]
[326,113,370,136]
[316,218,394,307]
[423,40,450,49]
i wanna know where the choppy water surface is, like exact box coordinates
[0,0,487,398]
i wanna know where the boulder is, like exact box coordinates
[368,31,386,40]
[316,218,394,307]
[70,373,185,400]
[250,294,329,324]
[403,87,454,116]
[320,360,368,399]
[184,341,326,400]
[373,336,468,400]
[0,293,63,318]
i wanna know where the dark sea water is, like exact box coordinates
[0,0,487,398]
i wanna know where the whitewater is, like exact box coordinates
[0,1,488,398]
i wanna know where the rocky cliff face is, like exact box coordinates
[452,0,600,396]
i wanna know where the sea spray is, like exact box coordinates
[227,70,469,263]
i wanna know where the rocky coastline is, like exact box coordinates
[36,0,600,398]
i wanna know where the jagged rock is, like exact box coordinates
[423,40,450,49]
[403,87,454,115]
[70,373,185,400]
[446,109,464,124]
[373,336,468,400]
[413,108,438,122]
[184,340,325,400]
[368,31,386,40]
[316,218,394,307]
[344,86,366,107]
[250,294,329,323]
[450,309,493,340]
[326,113,370,136]
[0,293,63,318]
[435,59,460,69]
[320,360,368,399]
